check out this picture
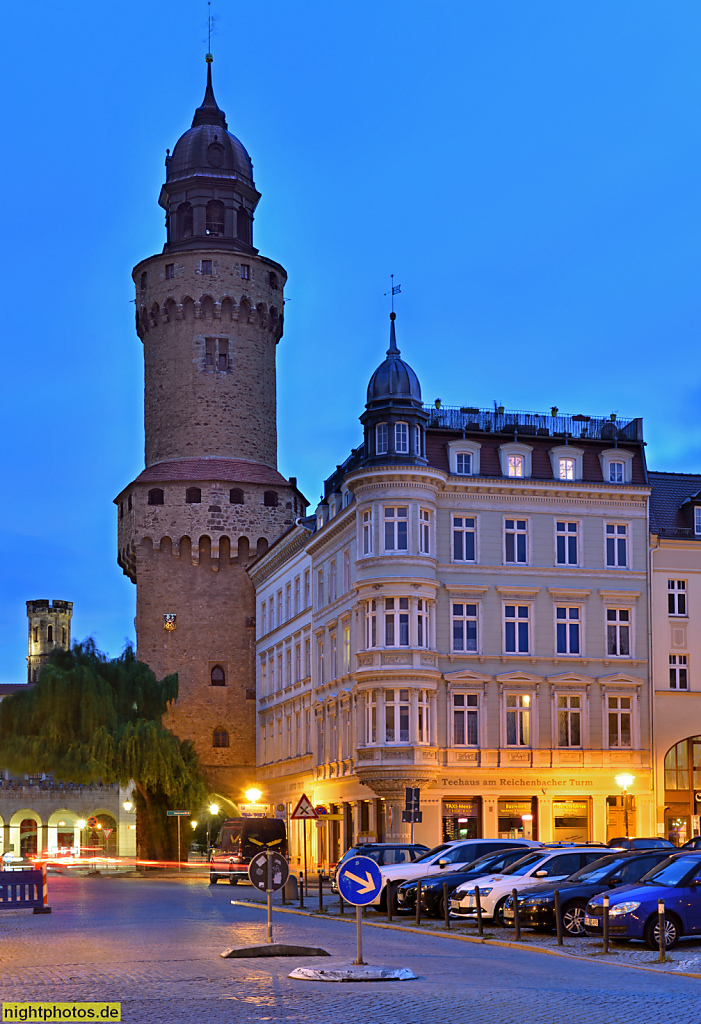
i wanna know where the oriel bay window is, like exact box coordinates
[365,597,433,650]
[385,689,410,743]
[417,599,429,648]
[453,693,479,746]
[384,506,408,551]
[363,689,429,746]
[384,598,409,646]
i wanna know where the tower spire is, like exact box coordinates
[192,53,227,129]
[387,311,399,355]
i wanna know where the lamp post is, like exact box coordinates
[206,803,220,856]
[615,774,635,838]
[76,819,86,860]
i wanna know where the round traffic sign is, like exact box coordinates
[248,851,290,893]
[337,855,383,906]
[87,816,98,828]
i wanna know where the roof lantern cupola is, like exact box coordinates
[360,312,428,468]
[159,54,260,254]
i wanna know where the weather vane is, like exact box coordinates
[384,274,401,313]
[207,1,214,54]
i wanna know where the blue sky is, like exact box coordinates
[1,1,701,679]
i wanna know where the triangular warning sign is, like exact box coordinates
[291,793,318,820]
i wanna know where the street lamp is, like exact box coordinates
[123,800,133,813]
[245,788,262,804]
[615,774,635,838]
[206,803,220,855]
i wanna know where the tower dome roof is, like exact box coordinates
[166,59,254,185]
[366,313,422,405]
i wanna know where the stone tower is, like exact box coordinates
[27,600,72,683]
[115,57,305,797]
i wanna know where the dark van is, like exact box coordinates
[209,817,288,884]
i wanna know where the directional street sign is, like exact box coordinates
[337,855,383,907]
[291,793,318,820]
[248,851,290,893]
[166,810,191,817]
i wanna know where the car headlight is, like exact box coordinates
[609,901,641,917]
[523,897,550,906]
[478,887,493,896]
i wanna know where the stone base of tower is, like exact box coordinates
[135,537,257,804]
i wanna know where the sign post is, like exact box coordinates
[291,794,318,896]
[167,810,191,872]
[336,855,383,965]
[248,849,289,944]
[402,788,422,843]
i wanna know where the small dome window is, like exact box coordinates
[206,200,225,237]
[264,491,278,507]
[211,665,226,686]
[148,488,164,506]
[236,207,251,245]
[230,488,244,505]
[186,487,202,504]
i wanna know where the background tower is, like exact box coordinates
[116,58,305,797]
[26,600,72,683]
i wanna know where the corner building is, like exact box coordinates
[116,59,305,796]
[253,318,653,867]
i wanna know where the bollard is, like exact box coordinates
[443,883,450,930]
[658,899,666,962]
[512,889,521,941]
[299,872,304,909]
[386,883,393,923]
[602,895,609,954]
[318,872,323,913]
[339,890,345,915]
[416,880,422,926]
[554,890,563,945]
[474,886,484,937]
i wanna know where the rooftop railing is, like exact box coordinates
[424,405,643,442]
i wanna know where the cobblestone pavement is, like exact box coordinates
[0,874,700,1024]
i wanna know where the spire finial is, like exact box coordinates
[387,310,400,355]
[192,49,227,129]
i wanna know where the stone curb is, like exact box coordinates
[229,899,701,981]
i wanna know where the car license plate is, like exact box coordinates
[584,916,598,927]
[503,907,514,918]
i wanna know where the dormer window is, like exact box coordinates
[559,458,575,481]
[499,442,533,478]
[395,422,409,454]
[457,453,472,475]
[448,439,481,476]
[695,507,701,536]
[508,455,523,478]
[609,461,624,483]
[600,448,634,485]
[376,423,388,455]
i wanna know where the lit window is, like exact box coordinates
[556,521,578,566]
[609,461,624,483]
[506,694,531,746]
[452,602,478,652]
[557,694,581,747]
[376,423,388,455]
[606,523,628,568]
[606,607,631,657]
[669,654,688,690]
[453,516,476,561]
[556,606,580,655]
[456,452,472,475]
[559,458,575,481]
[395,422,409,453]
[668,580,687,616]
[453,693,479,746]
[505,519,527,564]
[507,455,524,478]
[607,696,632,748]
[384,507,408,551]
[504,605,530,654]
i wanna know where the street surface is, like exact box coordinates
[0,874,699,1024]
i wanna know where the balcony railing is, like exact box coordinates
[424,405,643,442]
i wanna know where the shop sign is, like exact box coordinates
[498,801,532,814]
[443,800,479,817]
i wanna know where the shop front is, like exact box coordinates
[442,798,481,841]
[498,798,538,840]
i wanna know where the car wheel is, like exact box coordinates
[228,876,238,885]
[209,875,218,885]
[562,900,587,937]
[493,896,509,928]
[644,913,680,951]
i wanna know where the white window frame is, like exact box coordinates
[606,606,632,658]
[417,689,431,745]
[365,691,377,744]
[395,421,409,454]
[695,507,701,536]
[376,422,388,455]
[316,568,324,608]
[343,549,351,592]
[342,623,351,673]
[555,692,583,748]
[668,579,687,617]
[457,452,473,475]
[417,599,430,649]
[451,601,480,654]
[549,445,583,482]
[452,514,477,562]
[329,560,337,603]
[365,599,378,649]
[504,517,529,565]
[605,522,629,569]
[555,605,582,656]
[451,692,480,747]
[448,439,481,476]
[384,597,410,647]
[503,603,531,655]
[419,508,431,555]
[606,693,633,749]
[498,442,533,479]
[599,448,634,485]
[383,506,409,552]
[669,654,689,690]
[504,692,533,747]
[384,688,411,744]
[361,509,373,556]
[555,520,580,567]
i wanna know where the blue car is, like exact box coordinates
[584,852,701,949]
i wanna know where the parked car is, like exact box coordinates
[680,836,701,851]
[209,817,287,884]
[584,852,701,949]
[607,837,675,851]
[330,843,429,893]
[396,843,544,917]
[450,845,610,926]
[371,839,542,911]
[505,849,672,936]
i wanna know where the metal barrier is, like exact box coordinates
[0,865,51,913]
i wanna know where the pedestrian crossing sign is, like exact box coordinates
[291,793,318,820]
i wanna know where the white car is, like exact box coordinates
[371,838,542,909]
[450,846,611,926]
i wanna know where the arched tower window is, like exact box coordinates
[213,727,229,747]
[177,203,193,239]
[211,665,226,686]
[206,200,225,237]
[230,488,244,505]
[269,271,278,290]
[140,271,148,291]
[264,491,278,507]
[47,626,53,643]
[148,488,164,506]
[236,207,251,245]
[186,487,201,504]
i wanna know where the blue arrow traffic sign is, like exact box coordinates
[337,855,383,906]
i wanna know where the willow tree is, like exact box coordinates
[0,641,207,862]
